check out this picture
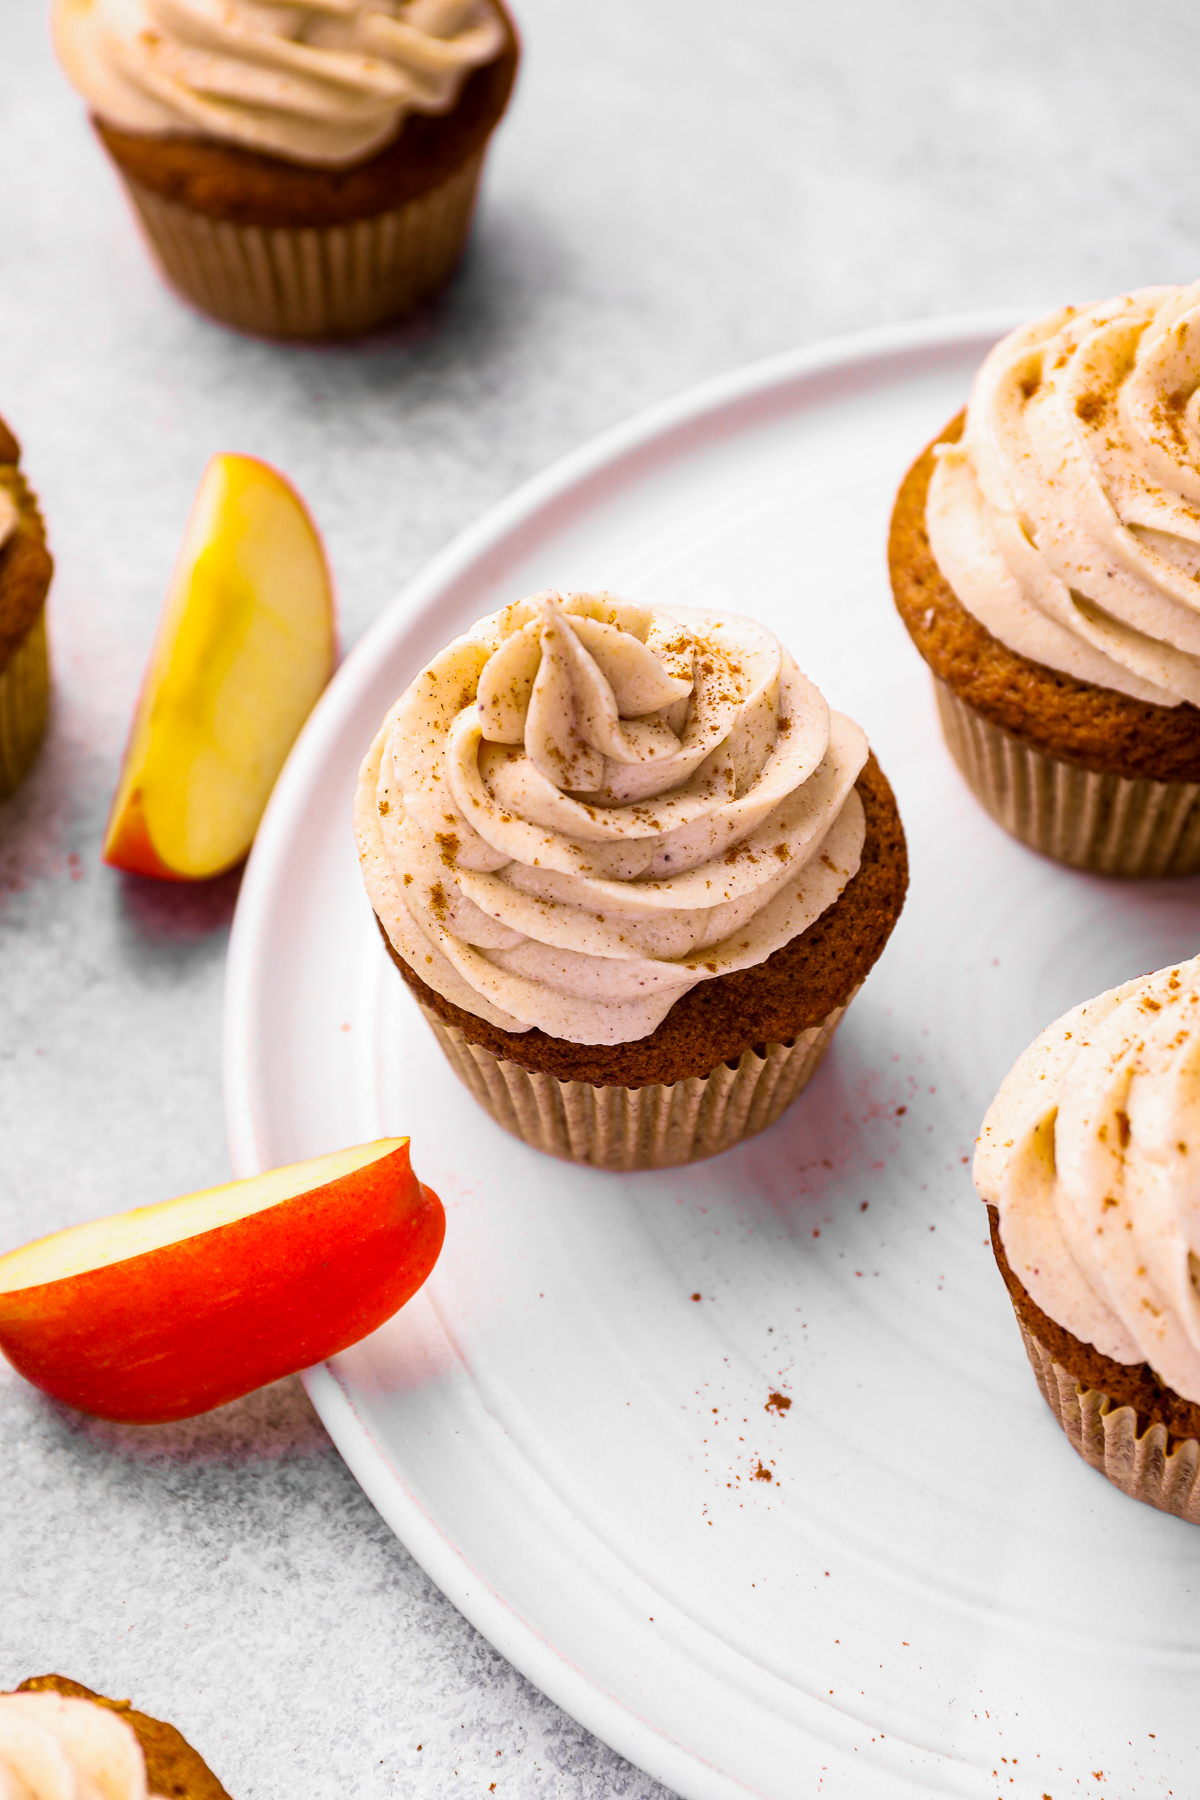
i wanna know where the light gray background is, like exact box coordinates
[1,3,1197,1794]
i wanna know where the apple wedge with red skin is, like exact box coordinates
[0,1139,443,1424]
[102,452,337,882]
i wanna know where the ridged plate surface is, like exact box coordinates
[225,316,1200,1800]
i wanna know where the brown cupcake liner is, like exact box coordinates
[1017,1319,1200,1524]
[0,609,48,801]
[934,678,1200,876]
[418,989,858,1170]
[115,148,486,339]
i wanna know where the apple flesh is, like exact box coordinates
[103,452,336,880]
[0,1139,442,1424]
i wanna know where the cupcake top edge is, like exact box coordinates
[975,955,1200,1403]
[0,413,20,468]
[356,590,871,1048]
[51,0,509,169]
[0,1691,165,1800]
[925,280,1200,710]
[0,414,20,553]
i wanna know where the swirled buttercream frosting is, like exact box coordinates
[928,282,1200,708]
[356,592,868,1046]
[976,956,1200,1404]
[0,1693,164,1800]
[51,0,506,168]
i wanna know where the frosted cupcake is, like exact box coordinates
[2,1676,229,1798]
[976,956,1200,1522]
[51,0,519,339]
[356,590,907,1169]
[0,415,52,802]
[890,283,1200,875]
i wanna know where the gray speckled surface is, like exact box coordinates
[2,2,1198,1794]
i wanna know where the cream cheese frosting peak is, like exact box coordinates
[928,282,1200,708]
[357,592,869,1046]
[477,593,696,801]
[51,0,506,168]
[0,1693,164,1800]
[976,957,1200,1402]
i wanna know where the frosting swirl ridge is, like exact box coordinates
[927,282,1200,707]
[51,0,506,168]
[976,956,1200,1402]
[357,592,868,1046]
[0,1693,163,1800]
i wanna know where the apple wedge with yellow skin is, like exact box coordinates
[0,1139,443,1424]
[103,453,336,880]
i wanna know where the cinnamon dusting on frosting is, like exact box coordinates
[977,955,1200,1402]
[356,591,868,1046]
[928,283,1200,707]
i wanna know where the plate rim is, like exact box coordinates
[223,307,1029,1800]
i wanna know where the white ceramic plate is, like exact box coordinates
[224,316,1200,1800]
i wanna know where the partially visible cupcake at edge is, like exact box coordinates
[0,414,52,801]
[355,590,907,1169]
[51,0,520,339]
[976,956,1200,1523]
[1,1675,230,1798]
[890,282,1200,876]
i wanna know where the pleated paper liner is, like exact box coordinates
[115,147,486,340]
[934,678,1200,876]
[420,987,859,1171]
[1017,1319,1200,1524]
[0,610,48,801]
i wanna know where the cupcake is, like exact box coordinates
[2,1675,230,1797]
[975,956,1200,1522]
[51,0,519,340]
[355,590,908,1170]
[890,283,1200,876]
[0,416,53,803]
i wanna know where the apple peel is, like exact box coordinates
[0,1139,443,1424]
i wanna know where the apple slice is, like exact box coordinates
[103,453,336,880]
[0,1139,442,1424]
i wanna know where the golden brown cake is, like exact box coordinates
[975,958,1200,1522]
[0,416,52,802]
[4,1675,231,1798]
[890,285,1200,874]
[357,590,908,1168]
[987,1206,1200,1448]
[52,0,520,339]
[891,419,1200,783]
[92,28,518,230]
[386,752,907,1088]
